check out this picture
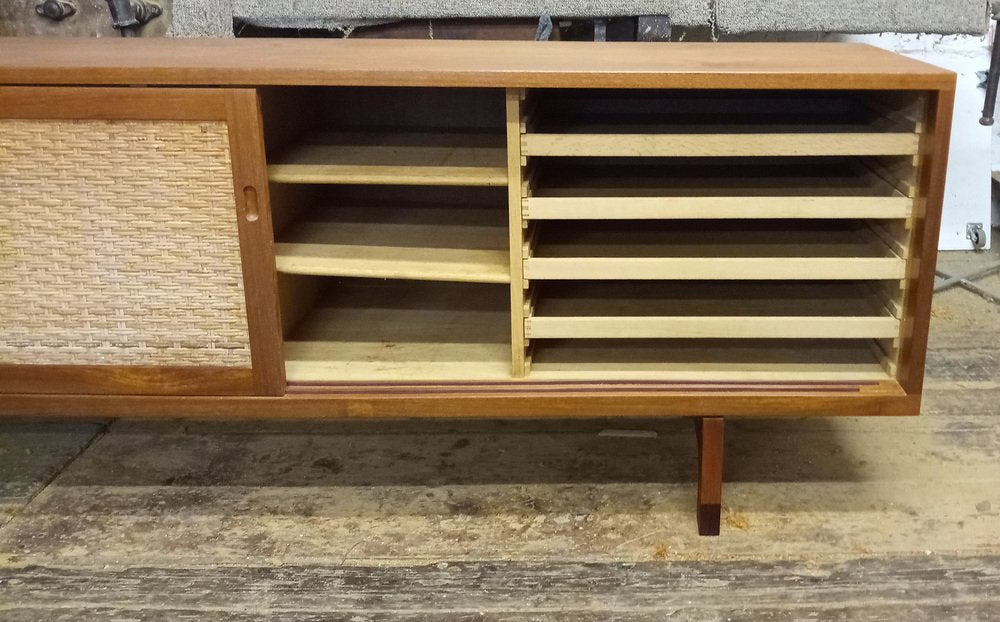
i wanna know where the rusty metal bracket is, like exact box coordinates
[35,0,76,21]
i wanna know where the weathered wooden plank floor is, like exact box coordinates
[2,555,998,621]
[0,420,105,529]
[0,245,998,619]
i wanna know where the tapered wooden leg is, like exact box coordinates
[695,417,724,536]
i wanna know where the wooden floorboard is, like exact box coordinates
[1,556,998,620]
[0,420,106,528]
[1,612,993,622]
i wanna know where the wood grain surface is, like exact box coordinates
[0,39,955,90]
[1,556,996,619]
[0,386,915,419]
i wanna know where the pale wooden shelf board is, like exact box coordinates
[284,281,511,383]
[275,205,510,284]
[524,257,905,281]
[525,196,913,220]
[269,130,508,186]
[524,222,906,281]
[528,339,892,382]
[526,282,898,339]
[285,342,513,382]
[522,131,920,158]
[528,316,899,340]
[522,102,920,157]
[525,160,912,220]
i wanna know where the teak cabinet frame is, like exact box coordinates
[0,39,957,535]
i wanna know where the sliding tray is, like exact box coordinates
[523,220,906,281]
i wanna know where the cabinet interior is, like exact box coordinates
[260,86,924,385]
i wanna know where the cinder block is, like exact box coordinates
[169,0,236,37]
[716,0,988,35]
[229,0,713,30]
[167,0,986,40]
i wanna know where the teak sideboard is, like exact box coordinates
[0,39,955,534]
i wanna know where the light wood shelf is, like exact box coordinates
[268,130,509,186]
[523,221,906,281]
[526,281,898,340]
[527,90,922,126]
[522,91,920,158]
[524,159,913,220]
[274,203,510,284]
[284,280,512,383]
[522,128,919,158]
[528,338,892,382]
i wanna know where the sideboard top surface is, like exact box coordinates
[0,38,955,90]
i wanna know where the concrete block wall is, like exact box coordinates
[717,0,988,35]
[224,0,710,32]
[168,0,989,37]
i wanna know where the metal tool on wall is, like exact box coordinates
[30,0,161,35]
[103,0,161,35]
[981,2,1000,125]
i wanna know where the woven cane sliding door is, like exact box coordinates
[0,87,283,395]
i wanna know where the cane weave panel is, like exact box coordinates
[0,119,252,367]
